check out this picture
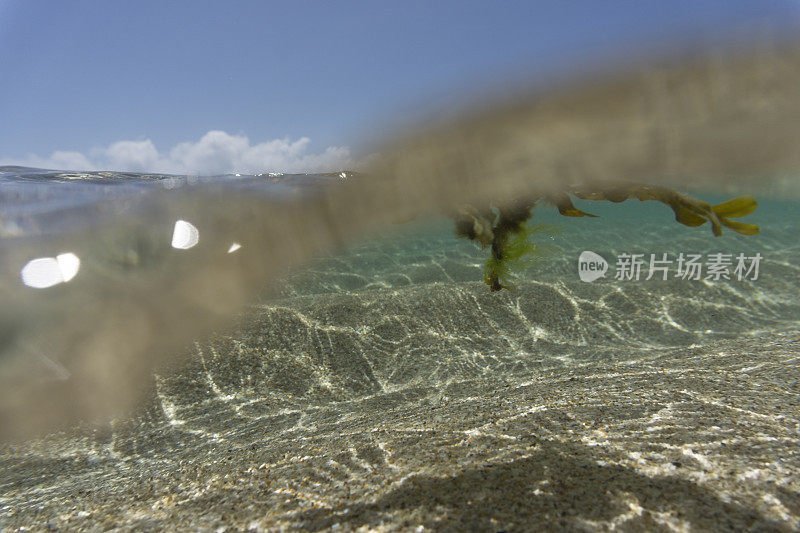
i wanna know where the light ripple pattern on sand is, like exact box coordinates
[1,265,798,530]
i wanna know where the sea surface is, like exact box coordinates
[0,166,798,531]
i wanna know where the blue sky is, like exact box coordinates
[1,0,798,174]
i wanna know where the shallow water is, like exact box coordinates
[2,42,800,530]
[1,165,799,530]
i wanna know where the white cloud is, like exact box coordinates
[104,139,161,172]
[2,131,355,175]
[32,150,95,171]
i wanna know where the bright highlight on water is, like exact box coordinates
[170,219,200,250]
[19,252,80,289]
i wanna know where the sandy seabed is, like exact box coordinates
[1,280,798,532]
[2,212,799,531]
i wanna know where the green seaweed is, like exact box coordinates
[483,221,558,290]
[567,184,760,237]
[454,181,760,292]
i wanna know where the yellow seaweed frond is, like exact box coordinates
[549,192,598,218]
[673,206,707,227]
[711,196,760,235]
[570,183,760,237]
[719,218,760,235]
[712,196,758,218]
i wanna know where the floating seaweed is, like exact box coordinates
[454,182,760,291]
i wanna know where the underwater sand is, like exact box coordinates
[1,201,798,531]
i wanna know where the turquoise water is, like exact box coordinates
[1,168,798,530]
